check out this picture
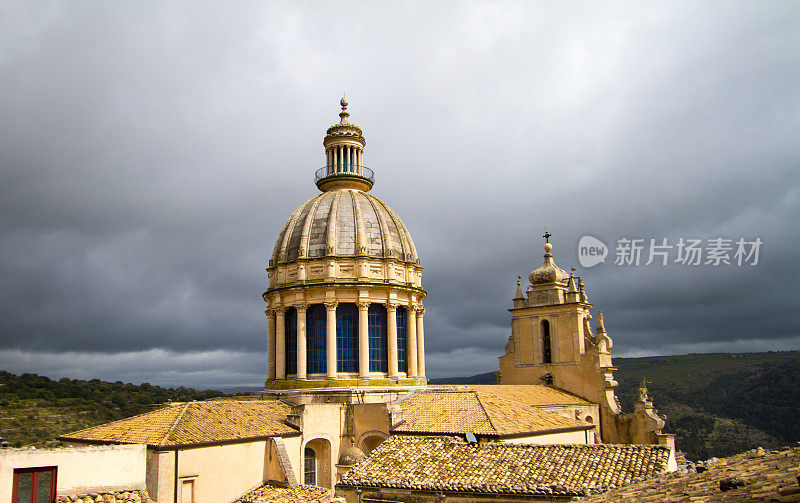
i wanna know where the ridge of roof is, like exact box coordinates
[474,391,496,433]
[159,402,190,446]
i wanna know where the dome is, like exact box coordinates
[271,188,419,265]
[338,446,366,466]
[529,242,569,285]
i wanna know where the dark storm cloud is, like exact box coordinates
[1,1,798,385]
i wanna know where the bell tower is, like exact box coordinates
[500,234,614,395]
[498,233,673,447]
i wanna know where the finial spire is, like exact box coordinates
[543,230,552,243]
[339,95,350,124]
[514,275,524,300]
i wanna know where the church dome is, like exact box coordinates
[270,189,418,265]
[263,99,427,389]
[529,242,569,285]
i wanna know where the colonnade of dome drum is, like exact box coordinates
[266,301,425,381]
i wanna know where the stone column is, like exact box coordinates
[325,301,338,379]
[357,301,370,378]
[416,307,426,378]
[338,146,343,172]
[407,306,418,377]
[266,309,276,380]
[296,304,307,379]
[275,307,286,379]
[386,302,398,377]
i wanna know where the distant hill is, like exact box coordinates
[429,372,496,385]
[3,351,798,459]
[430,351,800,461]
[0,371,223,447]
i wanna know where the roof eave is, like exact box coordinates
[391,424,594,438]
[57,430,302,450]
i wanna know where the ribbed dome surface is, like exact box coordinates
[271,189,418,264]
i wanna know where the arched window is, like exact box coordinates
[303,447,316,486]
[368,304,388,372]
[307,305,326,374]
[541,319,552,364]
[396,306,408,373]
[285,308,297,375]
[336,303,358,373]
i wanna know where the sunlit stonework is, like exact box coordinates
[263,98,427,388]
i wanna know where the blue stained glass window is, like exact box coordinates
[368,304,387,372]
[285,308,297,375]
[307,304,327,374]
[337,303,358,373]
[396,306,408,373]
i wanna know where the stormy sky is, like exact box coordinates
[1,1,798,388]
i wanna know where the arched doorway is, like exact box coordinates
[303,438,332,487]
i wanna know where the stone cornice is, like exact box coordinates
[264,281,427,299]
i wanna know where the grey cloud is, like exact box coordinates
[1,1,799,386]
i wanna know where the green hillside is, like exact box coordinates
[3,351,798,459]
[613,351,800,460]
[432,351,800,460]
[0,371,223,447]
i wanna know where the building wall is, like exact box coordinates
[298,403,343,488]
[0,444,147,500]
[144,439,295,503]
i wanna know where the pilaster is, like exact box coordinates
[296,304,308,379]
[325,301,338,379]
[386,302,399,377]
[357,301,370,378]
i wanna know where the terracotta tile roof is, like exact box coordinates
[57,489,154,503]
[58,400,298,448]
[393,389,591,436]
[583,445,800,502]
[434,384,591,406]
[235,483,333,503]
[339,435,672,497]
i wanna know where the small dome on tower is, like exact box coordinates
[338,446,366,466]
[529,238,569,285]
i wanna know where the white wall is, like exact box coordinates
[0,444,147,500]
